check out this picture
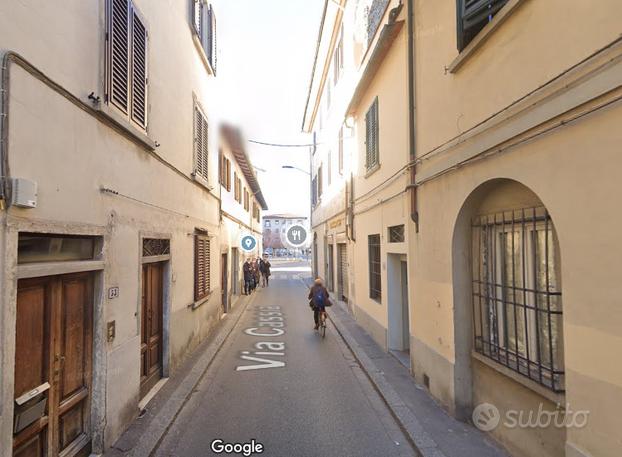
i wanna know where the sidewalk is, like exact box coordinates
[104,292,256,457]
[307,279,508,457]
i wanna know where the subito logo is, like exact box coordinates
[472,403,501,431]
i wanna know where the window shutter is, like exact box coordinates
[338,126,344,174]
[366,100,379,169]
[226,159,231,191]
[194,107,209,179]
[207,4,217,72]
[194,234,211,300]
[131,9,148,128]
[108,0,130,114]
[193,0,202,36]
[458,0,509,51]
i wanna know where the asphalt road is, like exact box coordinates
[154,261,416,457]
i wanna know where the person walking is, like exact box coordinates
[243,258,253,295]
[250,259,260,292]
[260,255,271,287]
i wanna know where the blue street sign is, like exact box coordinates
[240,235,258,252]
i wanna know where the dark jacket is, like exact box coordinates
[261,261,271,276]
[243,262,253,281]
[308,284,329,307]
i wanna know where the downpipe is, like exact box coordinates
[406,0,419,231]
[0,51,16,209]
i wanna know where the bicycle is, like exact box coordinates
[318,309,327,338]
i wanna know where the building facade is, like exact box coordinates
[410,1,622,457]
[219,124,267,306]
[0,1,265,455]
[304,1,622,456]
[303,0,411,355]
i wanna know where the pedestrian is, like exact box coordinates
[260,254,271,287]
[308,278,331,330]
[243,258,253,295]
[249,259,258,292]
[254,257,261,287]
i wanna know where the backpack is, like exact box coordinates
[313,287,325,307]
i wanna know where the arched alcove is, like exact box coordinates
[451,178,564,429]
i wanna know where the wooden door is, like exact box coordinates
[13,272,94,457]
[140,262,164,398]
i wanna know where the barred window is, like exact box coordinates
[388,225,405,243]
[472,207,564,392]
[368,234,381,301]
[142,238,170,257]
[456,0,509,51]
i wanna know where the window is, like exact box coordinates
[233,172,241,202]
[194,233,211,301]
[18,234,95,264]
[243,188,249,211]
[388,225,405,243]
[143,238,170,256]
[253,202,258,220]
[275,220,280,225]
[333,24,344,83]
[327,152,332,186]
[265,220,271,227]
[193,104,209,181]
[365,97,379,171]
[312,175,318,207]
[338,126,344,174]
[456,0,509,51]
[219,153,231,191]
[106,0,148,129]
[368,234,381,301]
[472,207,564,392]
[192,0,217,71]
[318,164,323,198]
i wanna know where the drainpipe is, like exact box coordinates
[406,0,419,231]
[0,51,17,209]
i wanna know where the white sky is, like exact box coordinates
[213,0,324,217]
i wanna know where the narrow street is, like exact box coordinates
[153,260,415,457]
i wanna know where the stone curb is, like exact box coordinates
[119,292,257,457]
[327,304,448,457]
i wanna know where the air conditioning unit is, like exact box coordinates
[11,178,38,208]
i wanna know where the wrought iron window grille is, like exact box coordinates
[471,206,564,392]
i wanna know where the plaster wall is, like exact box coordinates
[0,0,227,452]
[409,101,622,457]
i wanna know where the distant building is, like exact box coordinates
[262,214,308,253]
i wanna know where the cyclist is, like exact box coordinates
[308,278,330,330]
